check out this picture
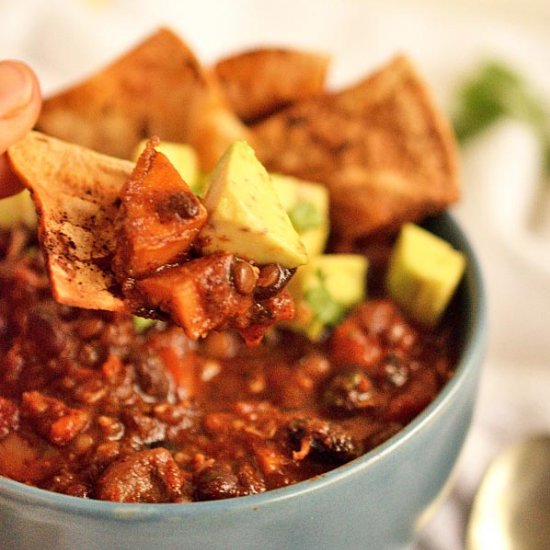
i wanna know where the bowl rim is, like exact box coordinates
[0,211,487,520]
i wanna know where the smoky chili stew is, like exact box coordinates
[0,227,459,503]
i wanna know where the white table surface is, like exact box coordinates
[1,1,549,548]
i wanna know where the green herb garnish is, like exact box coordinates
[288,201,322,233]
[304,270,346,326]
[452,60,550,175]
[132,316,156,333]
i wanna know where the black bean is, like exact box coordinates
[323,370,379,414]
[194,466,240,501]
[288,417,361,464]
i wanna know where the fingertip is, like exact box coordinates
[0,60,42,155]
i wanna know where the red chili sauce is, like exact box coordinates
[0,227,459,503]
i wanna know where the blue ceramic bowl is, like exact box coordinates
[0,212,486,550]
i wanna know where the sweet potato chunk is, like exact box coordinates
[136,253,251,339]
[135,253,294,342]
[113,139,207,279]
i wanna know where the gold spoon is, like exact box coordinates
[466,435,550,550]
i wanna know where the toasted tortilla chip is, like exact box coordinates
[36,28,251,170]
[214,48,330,122]
[252,56,459,241]
[7,131,133,311]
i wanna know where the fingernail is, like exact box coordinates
[0,61,34,118]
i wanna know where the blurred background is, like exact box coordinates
[1,0,549,548]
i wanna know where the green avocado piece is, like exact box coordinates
[198,141,308,268]
[386,223,466,327]
[133,139,203,195]
[0,190,37,229]
[132,316,157,333]
[271,173,330,257]
[286,254,368,340]
[270,173,298,212]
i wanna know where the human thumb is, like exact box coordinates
[0,60,41,197]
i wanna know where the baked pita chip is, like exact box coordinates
[252,55,459,241]
[7,131,133,312]
[36,27,251,170]
[214,48,330,122]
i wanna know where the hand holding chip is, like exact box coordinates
[0,60,41,198]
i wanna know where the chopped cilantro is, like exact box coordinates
[132,316,156,333]
[304,270,346,326]
[288,201,322,233]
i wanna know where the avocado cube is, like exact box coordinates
[0,190,36,229]
[386,223,466,327]
[198,141,307,268]
[286,254,368,340]
[133,139,203,195]
[271,173,330,257]
[270,173,298,212]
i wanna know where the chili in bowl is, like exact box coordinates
[0,28,486,550]
[0,211,486,550]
